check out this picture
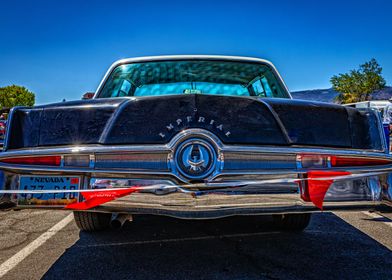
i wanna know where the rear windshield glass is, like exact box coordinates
[98,60,289,98]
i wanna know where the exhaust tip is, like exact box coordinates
[110,213,133,229]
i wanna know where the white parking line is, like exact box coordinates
[0,213,74,278]
[361,211,392,228]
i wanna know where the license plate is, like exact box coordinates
[18,176,80,206]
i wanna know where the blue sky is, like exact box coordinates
[0,0,391,104]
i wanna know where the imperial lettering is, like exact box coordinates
[166,123,174,131]
[159,115,232,138]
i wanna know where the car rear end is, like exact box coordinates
[1,56,392,232]
[0,98,391,217]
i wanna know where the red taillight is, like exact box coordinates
[0,156,61,166]
[330,156,392,167]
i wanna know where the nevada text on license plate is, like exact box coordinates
[18,176,80,206]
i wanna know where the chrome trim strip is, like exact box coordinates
[1,129,391,183]
[295,155,302,169]
[89,154,95,169]
[60,155,65,167]
[0,143,389,160]
[327,156,332,168]
[0,164,306,178]
[0,161,391,183]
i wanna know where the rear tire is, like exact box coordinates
[73,211,112,232]
[272,213,311,231]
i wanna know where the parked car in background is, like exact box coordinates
[0,110,9,150]
[0,55,392,232]
[0,121,5,149]
[344,100,390,115]
[345,100,392,151]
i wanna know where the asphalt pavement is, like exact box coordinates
[0,209,392,280]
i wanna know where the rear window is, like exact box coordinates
[98,60,289,98]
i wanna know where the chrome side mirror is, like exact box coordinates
[81,92,95,100]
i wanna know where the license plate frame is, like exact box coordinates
[18,175,81,207]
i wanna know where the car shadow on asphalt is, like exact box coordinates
[42,213,392,280]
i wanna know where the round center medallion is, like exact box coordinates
[175,138,217,180]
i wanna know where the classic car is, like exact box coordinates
[0,55,392,232]
[344,100,392,151]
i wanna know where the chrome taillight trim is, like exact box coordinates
[63,154,90,167]
[223,152,296,170]
[95,152,170,171]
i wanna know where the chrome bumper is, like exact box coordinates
[92,174,392,218]
[97,191,380,219]
[2,170,391,218]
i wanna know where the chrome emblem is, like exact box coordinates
[175,138,216,179]
[184,144,208,172]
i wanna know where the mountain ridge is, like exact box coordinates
[291,86,392,103]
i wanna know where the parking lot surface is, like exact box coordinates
[1,210,392,280]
